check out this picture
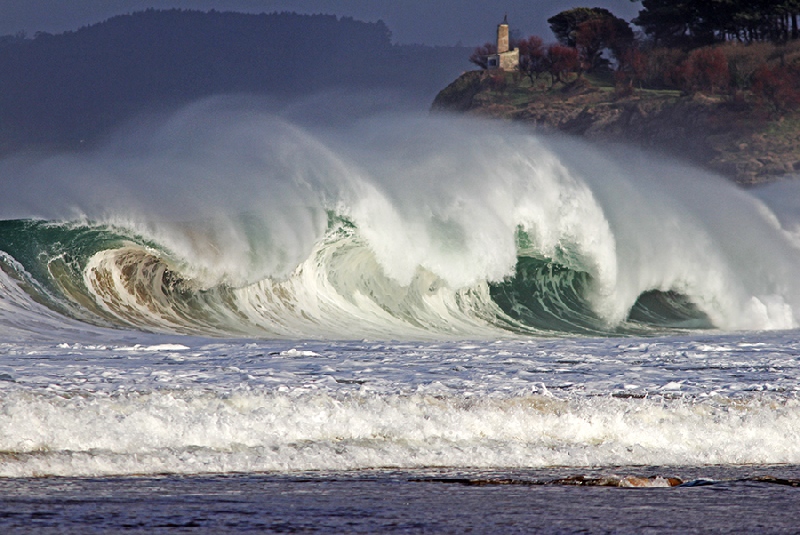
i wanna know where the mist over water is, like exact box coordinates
[1,95,799,337]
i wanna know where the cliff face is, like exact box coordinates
[433,71,800,185]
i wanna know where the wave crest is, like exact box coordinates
[1,105,800,337]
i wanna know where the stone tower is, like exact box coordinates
[487,15,519,71]
[497,15,510,54]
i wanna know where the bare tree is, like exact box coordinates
[469,42,497,69]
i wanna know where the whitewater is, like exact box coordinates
[1,97,800,481]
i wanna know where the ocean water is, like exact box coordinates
[1,98,800,531]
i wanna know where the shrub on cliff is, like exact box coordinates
[488,71,509,93]
[717,42,773,92]
[751,64,800,112]
[676,47,730,95]
[635,47,686,89]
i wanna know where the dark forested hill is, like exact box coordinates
[0,9,470,152]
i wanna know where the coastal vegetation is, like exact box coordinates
[437,2,800,184]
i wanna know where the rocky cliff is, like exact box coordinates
[433,71,800,186]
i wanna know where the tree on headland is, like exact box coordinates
[631,0,705,47]
[469,42,497,69]
[517,35,547,83]
[548,7,605,47]
[575,15,634,71]
[545,44,580,86]
[615,47,648,90]
[548,8,633,72]
[632,0,800,46]
[510,34,583,87]
[514,38,581,88]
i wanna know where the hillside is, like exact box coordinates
[433,70,800,186]
[0,9,470,154]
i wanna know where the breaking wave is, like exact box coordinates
[1,98,800,338]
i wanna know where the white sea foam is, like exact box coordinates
[0,388,798,477]
[0,334,798,478]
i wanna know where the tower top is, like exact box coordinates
[497,15,510,54]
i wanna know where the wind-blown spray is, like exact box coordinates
[0,97,798,338]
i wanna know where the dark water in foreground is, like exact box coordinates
[2,467,799,534]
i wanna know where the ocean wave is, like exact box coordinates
[1,102,799,337]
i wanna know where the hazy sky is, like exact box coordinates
[3,0,642,45]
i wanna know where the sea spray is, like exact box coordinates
[0,97,799,336]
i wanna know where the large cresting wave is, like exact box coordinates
[2,96,800,338]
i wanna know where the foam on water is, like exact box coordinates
[2,390,799,477]
[0,335,798,477]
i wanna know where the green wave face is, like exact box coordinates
[489,256,602,335]
[0,217,714,339]
[488,259,711,336]
[0,220,138,325]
